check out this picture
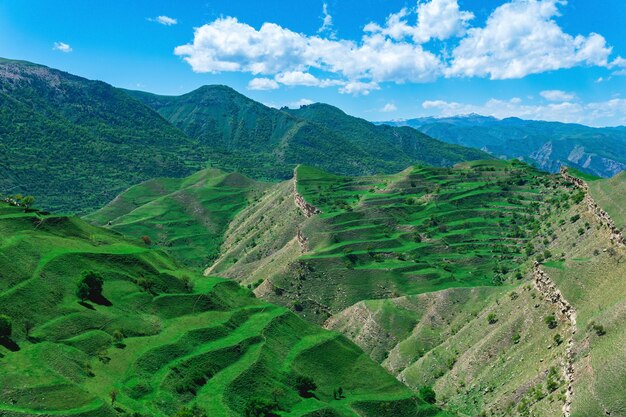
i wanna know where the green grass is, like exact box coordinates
[237,160,562,320]
[84,168,270,269]
[0,203,435,417]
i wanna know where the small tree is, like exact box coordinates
[419,386,437,404]
[295,375,317,398]
[0,315,12,339]
[77,282,90,302]
[544,314,558,329]
[487,313,498,324]
[109,389,118,405]
[21,196,35,209]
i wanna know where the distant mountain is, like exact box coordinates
[127,86,490,179]
[381,115,626,177]
[0,58,200,213]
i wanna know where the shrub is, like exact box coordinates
[0,315,12,338]
[419,386,437,404]
[553,334,563,345]
[140,235,152,245]
[487,313,498,324]
[78,271,104,301]
[295,375,317,398]
[244,398,279,417]
[544,315,558,329]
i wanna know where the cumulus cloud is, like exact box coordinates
[150,15,178,26]
[248,78,279,90]
[174,16,441,95]
[174,0,619,92]
[421,96,626,126]
[447,0,612,79]
[381,103,398,112]
[53,42,72,53]
[540,90,576,101]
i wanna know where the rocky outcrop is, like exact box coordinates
[533,262,576,417]
[560,166,625,247]
[296,227,309,252]
[293,169,321,218]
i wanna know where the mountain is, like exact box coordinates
[0,58,488,214]
[0,201,444,417]
[381,115,626,178]
[0,58,202,214]
[126,86,490,180]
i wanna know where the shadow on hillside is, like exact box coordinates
[0,337,20,352]
[90,294,112,307]
[79,301,96,310]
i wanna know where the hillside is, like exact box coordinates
[0,201,445,417]
[84,169,271,268]
[381,115,626,178]
[127,86,489,180]
[0,58,202,214]
[204,161,626,416]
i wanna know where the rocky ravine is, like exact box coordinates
[533,261,577,417]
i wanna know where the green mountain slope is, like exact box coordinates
[126,86,490,179]
[203,161,626,416]
[0,58,202,214]
[211,160,559,320]
[381,115,626,178]
[0,202,445,417]
[84,168,271,268]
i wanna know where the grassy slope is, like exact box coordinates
[587,170,626,230]
[84,169,270,268]
[328,173,626,416]
[0,203,446,417]
[0,58,201,214]
[210,161,626,416]
[216,160,557,322]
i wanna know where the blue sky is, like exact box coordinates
[1,0,626,126]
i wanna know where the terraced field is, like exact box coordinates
[0,203,446,417]
[218,160,563,321]
[85,169,270,268]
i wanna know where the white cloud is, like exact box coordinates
[53,42,72,53]
[364,0,473,43]
[150,15,178,26]
[274,71,342,87]
[247,78,279,90]
[414,0,474,43]
[174,0,619,91]
[289,98,315,108]
[174,17,441,95]
[446,0,613,79]
[381,103,398,112]
[540,90,576,101]
[421,96,626,126]
[318,3,335,36]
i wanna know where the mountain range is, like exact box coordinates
[381,115,626,178]
[1,57,626,417]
